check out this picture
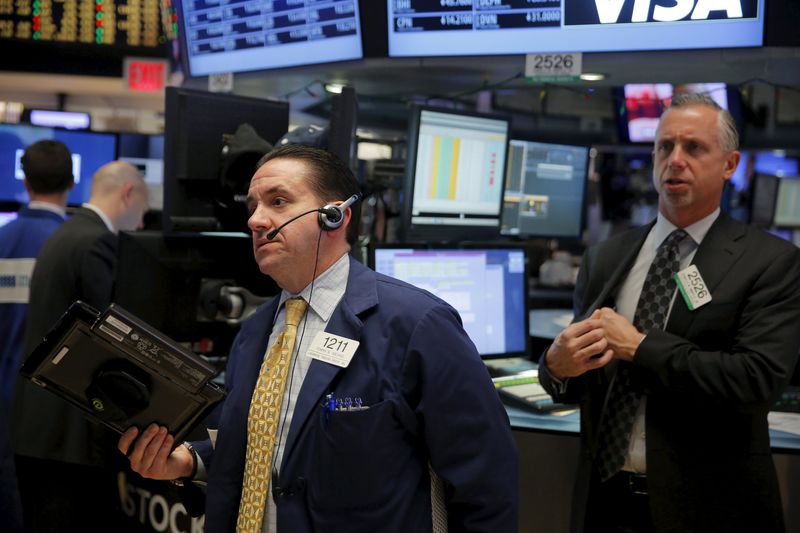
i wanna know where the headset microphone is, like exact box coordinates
[318,193,360,230]
[265,193,361,240]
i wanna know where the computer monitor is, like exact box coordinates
[370,244,528,359]
[162,87,290,232]
[118,133,165,210]
[176,0,363,76]
[774,178,800,228]
[0,124,117,205]
[616,83,741,144]
[753,151,799,178]
[501,139,589,239]
[112,231,280,360]
[403,106,510,242]
[387,0,764,56]
[0,211,18,228]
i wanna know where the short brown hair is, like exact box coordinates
[21,140,74,194]
[257,145,362,246]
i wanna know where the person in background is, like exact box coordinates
[0,140,74,410]
[540,93,800,533]
[0,139,74,533]
[120,145,518,532]
[12,160,149,533]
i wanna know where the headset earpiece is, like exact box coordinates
[318,205,345,231]
[316,194,361,231]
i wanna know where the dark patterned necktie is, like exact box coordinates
[596,229,688,481]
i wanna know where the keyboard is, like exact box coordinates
[493,373,575,413]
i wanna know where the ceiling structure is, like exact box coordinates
[0,45,798,133]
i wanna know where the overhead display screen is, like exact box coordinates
[0,0,164,47]
[178,0,363,76]
[387,0,764,56]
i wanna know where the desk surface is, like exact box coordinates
[493,358,800,453]
[506,403,800,453]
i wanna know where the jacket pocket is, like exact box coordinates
[308,399,414,510]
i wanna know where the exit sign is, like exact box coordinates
[124,58,168,92]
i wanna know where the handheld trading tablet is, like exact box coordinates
[20,301,225,444]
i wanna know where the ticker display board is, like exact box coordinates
[0,0,166,48]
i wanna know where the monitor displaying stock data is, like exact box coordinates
[387,0,764,56]
[178,0,363,76]
[501,139,588,239]
[404,107,510,241]
[372,245,528,358]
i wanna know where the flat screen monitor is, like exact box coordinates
[371,244,528,359]
[162,87,290,232]
[177,0,363,76]
[112,231,280,360]
[0,211,18,228]
[774,178,800,228]
[501,139,589,239]
[753,151,799,178]
[0,124,117,205]
[118,133,165,210]
[387,0,763,56]
[618,83,736,143]
[26,109,91,130]
[403,106,510,242]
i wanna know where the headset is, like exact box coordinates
[266,193,360,240]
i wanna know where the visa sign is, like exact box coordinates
[564,0,758,25]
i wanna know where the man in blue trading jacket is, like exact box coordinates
[0,140,73,410]
[121,144,518,532]
[540,93,800,533]
[0,140,73,533]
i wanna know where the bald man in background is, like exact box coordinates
[12,161,149,532]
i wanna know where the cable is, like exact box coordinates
[270,225,323,483]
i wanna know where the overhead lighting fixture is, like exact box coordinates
[580,73,606,81]
[324,83,345,94]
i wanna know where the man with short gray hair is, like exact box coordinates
[540,93,800,532]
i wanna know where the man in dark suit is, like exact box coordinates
[120,145,518,532]
[540,93,800,533]
[12,160,148,532]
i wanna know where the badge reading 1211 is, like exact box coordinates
[675,264,712,311]
[307,331,359,368]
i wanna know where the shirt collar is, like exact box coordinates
[81,203,115,233]
[653,208,720,249]
[278,252,350,322]
[27,201,67,218]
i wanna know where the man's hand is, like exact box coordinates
[118,424,194,481]
[596,307,646,362]
[545,311,613,379]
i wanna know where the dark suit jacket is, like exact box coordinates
[195,257,518,533]
[540,213,800,533]
[12,208,119,466]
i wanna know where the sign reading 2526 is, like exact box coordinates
[564,0,758,25]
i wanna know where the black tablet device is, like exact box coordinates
[20,301,225,444]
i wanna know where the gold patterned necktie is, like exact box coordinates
[237,297,308,533]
